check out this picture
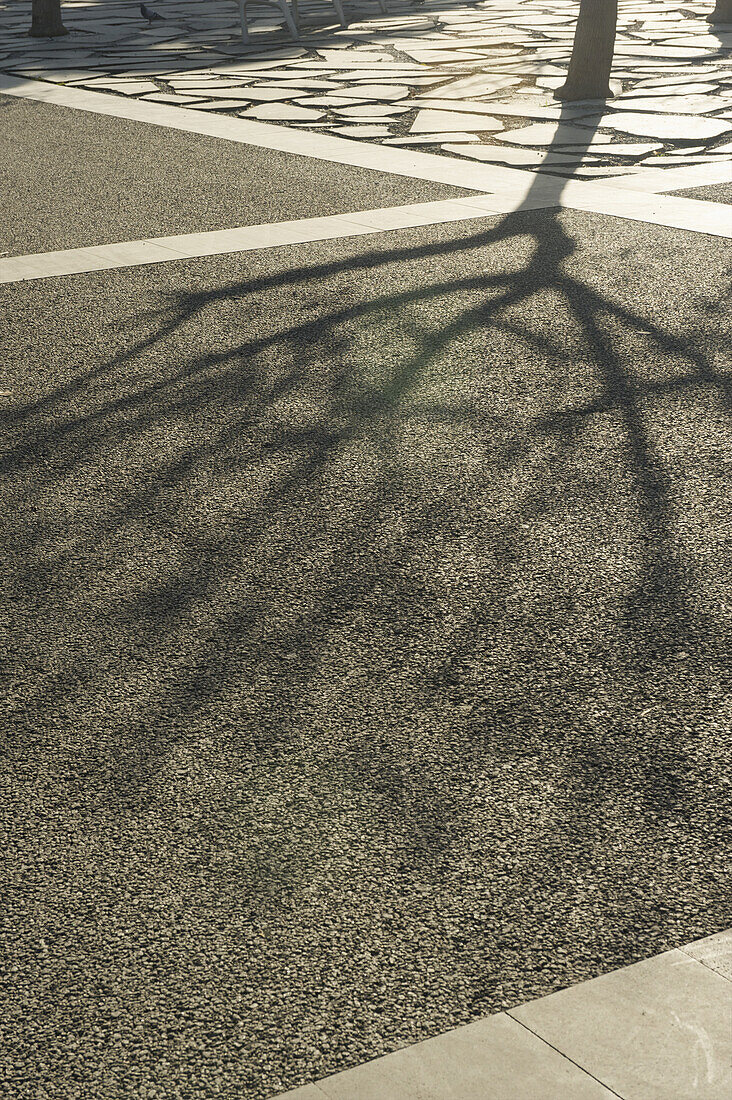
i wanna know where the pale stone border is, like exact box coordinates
[271,930,732,1100]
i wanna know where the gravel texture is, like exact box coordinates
[670,181,732,204]
[1,207,731,1100]
[0,92,470,257]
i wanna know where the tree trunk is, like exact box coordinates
[708,0,732,22]
[29,0,68,37]
[556,0,618,101]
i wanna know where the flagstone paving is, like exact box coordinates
[1,0,731,181]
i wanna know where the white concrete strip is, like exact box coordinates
[2,187,730,286]
[271,930,732,1100]
[556,181,732,237]
[0,198,512,284]
[602,160,732,194]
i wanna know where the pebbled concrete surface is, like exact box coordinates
[0,92,471,257]
[670,181,732,204]
[1,207,731,1100]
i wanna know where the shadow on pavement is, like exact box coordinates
[2,100,731,1100]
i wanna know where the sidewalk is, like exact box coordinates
[275,930,732,1099]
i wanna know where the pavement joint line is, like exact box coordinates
[503,1012,626,1100]
[678,942,732,984]
[2,183,731,285]
[1,74,731,240]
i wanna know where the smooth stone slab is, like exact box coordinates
[499,122,613,147]
[442,144,582,165]
[598,111,732,139]
[511,950,732,1100]
[347,85,410,100]
[550,166,640,177]
[386,132,480,144]
[295,95,365,106]
[142,92,208,104]
[303,1013,615,1099]
[416,97,602,122]
[231,87,301,102]
[431,74,522,97]
[190,99,255,110]
[683,929,732,983]
[553,142,663,156]
[411,108,503,134]
[79,79,160,95]
[613,95,732,114]
[664,34,732,48]
[629,80,720,93]
[334,104,409,118]
[237,103,325,121]
[332,125,392,137]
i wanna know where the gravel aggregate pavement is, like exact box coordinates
[1,207,730,1099]
[670,181,732,204]
[0,93,470,257]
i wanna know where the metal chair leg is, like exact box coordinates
[278,0,300,38]
[332,0,348,26]
[290,0,300,32]
[237,0,250,42]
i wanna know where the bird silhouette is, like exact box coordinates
[140,3,164,22]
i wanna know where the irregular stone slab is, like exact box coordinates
[416,97,604,122]
[334,104,409,118]
[189,100,257,110]
[237,102,325,120]
[498,122,611,146]
[613,95,732,114]
[294,95,365,106]
[142,92,209,104]
[347,85,410,100]
[385,132,480,144]
[78,79,160,94]
[332,125,392,137]
[547,165,640,176]
[664,34,732,48]
[411,108,503,134]
[430,74,522,97]
[598,111,732,139]
[614,43,718,57]
[553,142,663,156]
[442,144,580,165]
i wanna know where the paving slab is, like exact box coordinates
[307,1014,615,1098]
[682,929,732,983]
[511,949,732,1100]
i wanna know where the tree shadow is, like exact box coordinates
[2,102,731,998]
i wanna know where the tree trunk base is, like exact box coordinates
[555,81,610,101]
[707,0,732,20]
[29,23,69,36]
